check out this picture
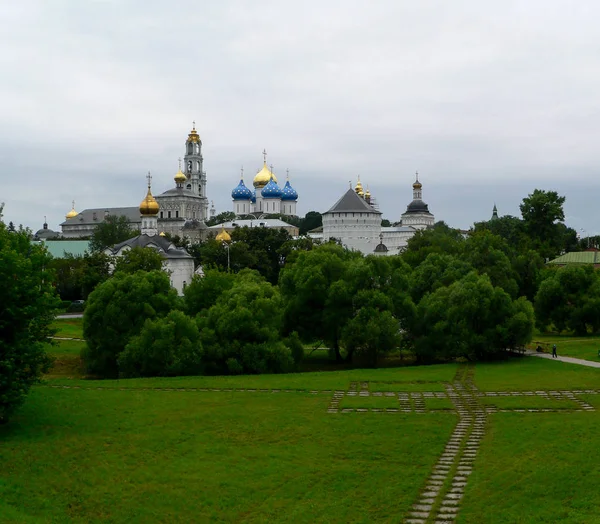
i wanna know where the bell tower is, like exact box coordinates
[184,122,209,219]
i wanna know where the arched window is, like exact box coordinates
[188,144,193,155]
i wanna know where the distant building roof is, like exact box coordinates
[107,234,192,260]
[60,207,140,226]
[382,225,417,233]
[36,240,90,258]
[547,251,600,265]
[325,188,382,214]
[210,219,296,229]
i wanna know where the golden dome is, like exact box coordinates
[215,226,231,243]
[159,232,166,237]
[187,123,201,143]
[354,176,363,194]
[65,200,78,219]
[413,171,422,189]
[174,169,186,184]
[365,188,371,198]
[253,162,277,188]
[139,187,159,216]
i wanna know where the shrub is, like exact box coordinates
[118,311,203,377]
[82,270,179,377]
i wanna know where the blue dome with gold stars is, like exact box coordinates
[251,189,256,204]
[281,180,298,201]
[231,179,253,200]
[261,178,283,198]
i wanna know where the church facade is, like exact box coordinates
[231,152,299,217]
[103,176,196,295]
[60,125,212,241]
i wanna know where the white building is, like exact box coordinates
[323,174,436,256]
[322,187,382,254]
[104,176,195,295]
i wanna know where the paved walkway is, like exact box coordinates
[56,314,83,319]
[525,350,600,369]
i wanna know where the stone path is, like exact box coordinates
[50,337,85,341]
[41,371,600,523]
[525,350,600,369]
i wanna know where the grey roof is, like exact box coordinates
[325,188,382,214]
[34,228,59,239]
[404,199,433,215]
[157,187,198,198]
[61,207,140,226]
[374,243,388,253]
[108,234,192,259]
[209,219,296,229]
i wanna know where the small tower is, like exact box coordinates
[210,200,216,218]
[184,122,208,219]
[491,204,499,221]
[174,158,186,189]
[139,172,160,236]
[412,171,422,200]
[252,150,277,213]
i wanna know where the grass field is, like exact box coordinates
[531,334,600,362]
[11,320,597,522]
[52,318,84,339]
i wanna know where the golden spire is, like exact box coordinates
[187,121,200,143]
[355,175,364,196]
[215,226,231,243]
[413,170,422,189]
[66,200,78,219]
[139,172,160,216]
[365,185,371,199]
[174,157,186,184]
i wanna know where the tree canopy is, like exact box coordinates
[0,220,60,423]
[89,215,135,252]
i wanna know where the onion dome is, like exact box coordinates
[215,226,231,242]
[251,189,256,204]
[365,187,371,199]
[253,162,278,188]
[261,177,283,198]
[139,174,160,216]
[281,180,298,201]
[174,161,187,184]
[354,176,364,195]
[65,200,78,219]
[187,123,201,143]
[231,179,253,200]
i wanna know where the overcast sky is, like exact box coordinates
[2,1,600,235]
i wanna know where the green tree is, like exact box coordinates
[184,268,237,315]
[206,211,236,227]
[411,272,534,361]
[463,230,519,298]
[118,310,203,377]
[340,290,401,367]
[82,270,179,377]
[113,246,164,274]
[230,226,292,283]
[410,253,473,303]
[196,275,294,374]
[89,215,135,252]
[299,211,322,235]
[402,222,465,268]
[534,265,600,335]
[0,222,60,423]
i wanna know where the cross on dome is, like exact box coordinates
[262,149,267,163]
[146,171,152,189]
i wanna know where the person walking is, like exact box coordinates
[552,344,557,358]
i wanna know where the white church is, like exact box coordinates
[322,174,435,256]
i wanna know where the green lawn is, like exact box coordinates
[531,334,600,362]
[474,357,600,391]
[52,318,84,339]
[480,396,580,410]
[44,340,86,378]
[4,358,600,522]
[339,395,401,410]
[1,388,454,523]
[369,381,447,392]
